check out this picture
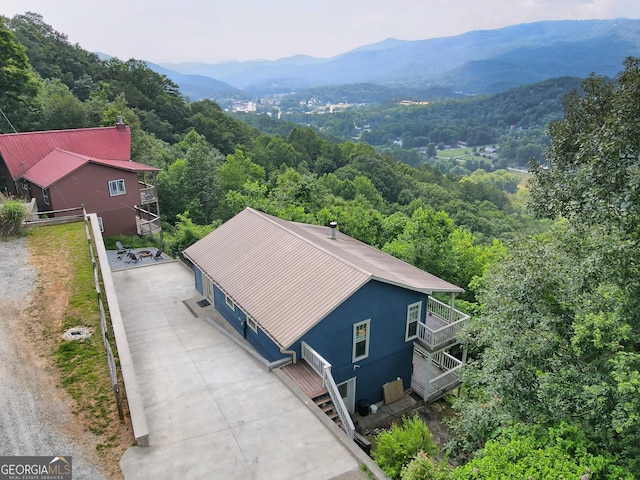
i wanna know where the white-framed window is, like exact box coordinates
[225,294,235,310]
[108,179,126,196]
[42,187,50,205]
[247,317,258,333]
[352,319,370,362]
[97,217,104,232]
[405,301,422,341]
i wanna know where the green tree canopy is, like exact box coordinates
[457,222,640,471]
[530,57,640,234]
[0,16,40,132]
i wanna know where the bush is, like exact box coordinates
[402,451,452,480]
[0,199,28,236]
[373,414,439,479]
[451,423,634,479]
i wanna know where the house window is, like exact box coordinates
[247,317,258,333]
[406,302,422,341]
[42,187,50,206]
[352,319,370,362]
[97,217,104,232]
[108,179,126,196]
[225,295,235,310]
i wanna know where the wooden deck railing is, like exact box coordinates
[134,207,162,237]
[417,297,470,351]
[301,342,355,439]
[138,182,157,205]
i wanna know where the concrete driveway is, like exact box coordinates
[113,260,368,479]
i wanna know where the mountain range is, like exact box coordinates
[150,19,640,100]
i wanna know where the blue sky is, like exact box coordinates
[3,0,640,63]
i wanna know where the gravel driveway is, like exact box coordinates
[0,237,107,479]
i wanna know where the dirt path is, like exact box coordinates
[0,237,110,479]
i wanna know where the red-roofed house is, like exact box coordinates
[0,122,161,237]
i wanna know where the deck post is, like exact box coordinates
[423,351,433,400]
[449,292,455,322]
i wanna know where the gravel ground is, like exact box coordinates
[0,237,107,479]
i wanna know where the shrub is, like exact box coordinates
[451,423,634,479]
[373,414,439,479]
[402,451,452,480]
[0,199,28,236]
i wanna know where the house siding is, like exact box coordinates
[299,280,426,404]
[48,163,140,236]
[191,264,428,404]
[193,267,284,362]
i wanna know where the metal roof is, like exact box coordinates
[22,149,159,188]
[183,208,463,349]
[0,126,132,181]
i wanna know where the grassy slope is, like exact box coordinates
[28,222,130,477]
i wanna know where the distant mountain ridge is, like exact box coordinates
[156,19,640,97]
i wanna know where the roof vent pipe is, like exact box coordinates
[116,116,125,129]
[329,221,337,240]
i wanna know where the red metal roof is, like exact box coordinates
[22,149,158,188]
[0,126,133,181]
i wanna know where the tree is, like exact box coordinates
[104,58,186,137]
[38,78,86,130]
[457,222,640,472]
[383,207,456,281]
[8,12,104,98]
[451,423,630,479]
[157,131,224,224]
[188,99,252,155]
[529,57,640,234]
[214,149,266,221]
[0,16,40,132]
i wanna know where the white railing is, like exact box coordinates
[417,297,470,350]
[426,350,463,402]
[428,296,468,323]
[301,341,331,377]
[301,342,355,439]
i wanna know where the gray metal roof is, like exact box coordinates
[183,208,463,349]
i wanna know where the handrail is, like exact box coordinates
[417,297,470,350]
[426,351,464,401]
[425,315,468,334]
[301,342,355,439]
[323,371,355,439]
[301,341,332,379]
[427,296,469,323]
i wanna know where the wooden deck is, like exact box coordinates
[424,312,447,331]
[281,361,326,399]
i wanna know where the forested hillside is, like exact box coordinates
[235,76,582,171]
[2,11,640,478]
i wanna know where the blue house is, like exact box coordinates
[183,208,468,434]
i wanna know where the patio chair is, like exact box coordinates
[125,252,139,264]
[115,241,129,254]
[153,250,164,261]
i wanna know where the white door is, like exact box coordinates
[203,276,215,305]
[337,377,356,414]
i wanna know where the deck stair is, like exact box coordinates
[281,361,342,427]
[313,391,342,427]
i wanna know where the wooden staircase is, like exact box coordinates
[312,391,342,428]
[281,361,343,428]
